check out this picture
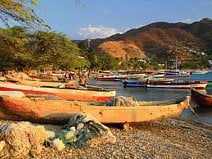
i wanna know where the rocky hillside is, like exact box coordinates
[88,18,212,62]
[98,41,146,60]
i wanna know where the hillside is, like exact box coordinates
[87,18,212,63]
[98,41,146,60]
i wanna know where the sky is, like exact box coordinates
[34,0,212,40]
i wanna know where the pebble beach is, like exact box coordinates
[0,117,211,159]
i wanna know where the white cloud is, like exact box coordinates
[180,18,192,23]
[77,25,122,39]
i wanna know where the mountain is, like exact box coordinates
[81,18,212,63]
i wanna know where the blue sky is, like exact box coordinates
[35,0,212,40]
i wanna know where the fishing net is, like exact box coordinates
[48,113,116,150]
[0,122,52,158]
[0,114,116,155]
[105,96,139,107]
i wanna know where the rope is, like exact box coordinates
[165,92,211,126]
[187,103,212,127]
[163,92,200,117]
[163,92,188,100]
[188,104,199,116]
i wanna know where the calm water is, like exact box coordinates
[89,72,212,126]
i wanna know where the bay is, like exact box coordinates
[89,72,212,126]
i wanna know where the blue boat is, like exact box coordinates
[123,80,146,87]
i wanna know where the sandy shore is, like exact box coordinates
[0,118,211,159]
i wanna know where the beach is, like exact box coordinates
[0,118,211,159]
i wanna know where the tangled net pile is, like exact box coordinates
[49,113,116,150]
[0,114,116,157]
[105,96,139,107]
[0,122,52,158]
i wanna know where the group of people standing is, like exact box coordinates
[63,70,90,87]
[63,71,76,81]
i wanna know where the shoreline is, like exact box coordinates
[0,118,211,159]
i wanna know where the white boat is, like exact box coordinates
[165,71,190,78]
[146,80,208,89]
[190,70,208,75]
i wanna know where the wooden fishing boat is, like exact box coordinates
[0,93,190,124]
[123,78,174,87]
[5,74,67,87]
[191,88,212,107]
[146,80,208,89]
[96,75,127,81]
[165,71,190,78]
[123,80,146,87]
[5,74,106,91]
[190,70,208,75]
[0,82,116,102]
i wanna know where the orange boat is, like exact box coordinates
[0,92,189,124]
[0,82,116,102]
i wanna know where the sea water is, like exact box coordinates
[90,72,212,126]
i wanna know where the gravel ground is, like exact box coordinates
[0,118,211,159]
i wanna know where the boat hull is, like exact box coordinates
[96,77,123,81]
[191,88,212,107]
[123,81,146,87]
[147,81,208,89]
[123,80,208,89]
[0,82,116,102]
[0,95,189,124]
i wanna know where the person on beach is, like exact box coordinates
[2,68,8,76]
[62,70,70,82]
[83,70,87,78]
[69,71,76,80]
[79,75,87,87]
[77,70,82,78]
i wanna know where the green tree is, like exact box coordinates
[180,62,198,69]
[0,26,33,69]
[0,27,90,70]
[87,48,98,68]
[98,53,119,70]
[0,0,48,28]
[151,61,162,70]
[78,41,88,52]
[78,42,99,69]
[29,30,89,70]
